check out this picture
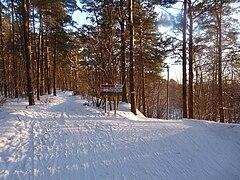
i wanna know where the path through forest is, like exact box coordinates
[0,92,239,180]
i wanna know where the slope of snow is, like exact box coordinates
[0,91,239,180]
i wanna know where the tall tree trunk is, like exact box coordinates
[0,2,7,97]
[53,35,57,96]
[22,0,35,105]
[182,0,187,118]
[37,13,42,100]
[212,60,217,121]
[120,0,127,103]
[45,26,51,94]
[156,81,161,118]
[40,15,44,95]
[73,55,78,92]
[167,66,169,119]
[138,2,146,117]
[216,4,224,123]
[11,0,18,98]
[188,0,193,118]
[32,6,40,100]
[32,5,37,97]
[129,0,137,115]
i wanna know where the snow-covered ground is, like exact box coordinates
[0,92,239,180]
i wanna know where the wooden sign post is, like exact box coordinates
[100,84,122,115]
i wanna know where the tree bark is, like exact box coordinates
[32,5,39,100]
[53,35,57,96]
[216,4,224,123]
[129,0,137,115]
[120,0,127,103]
[188,0,193,118]
[40,15,44,95]
[37,13,42,100]
[22,0,35,105]
[0,2,7,97]
[182,0,187,118]
[212,60,217,121]
[11,0,18,98]
[138,4,146,117]
[167,66,169,119]
[45,27,51,95]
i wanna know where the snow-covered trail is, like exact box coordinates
[0,92,240,180]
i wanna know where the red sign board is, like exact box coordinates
[100,84,122,93]
[100,84,115,88]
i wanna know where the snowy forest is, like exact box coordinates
[0,0,240,123]
[0,1,240,179]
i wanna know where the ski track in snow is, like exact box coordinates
[0,92,240,180]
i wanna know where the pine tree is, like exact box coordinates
[0,1,7,97]
[129,0,137,115]
[182,0,187,118]
[22,0,35,105]
[188,0,193,119]
[119,0,127,103]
